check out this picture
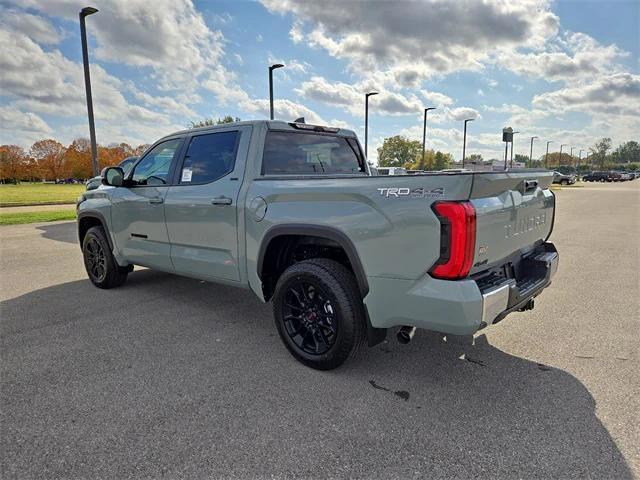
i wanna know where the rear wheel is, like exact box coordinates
[272,258,365,370]
[561,179,568,185]
[82,226,129,289]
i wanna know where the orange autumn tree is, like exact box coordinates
[30,139,67,180]
[0,145,27,183]
[64,138,92,178]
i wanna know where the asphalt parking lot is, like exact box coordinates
[1,181,638,479]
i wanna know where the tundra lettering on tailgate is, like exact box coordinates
[504,212,547,239]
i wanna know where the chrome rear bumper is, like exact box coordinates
[480,243,558,326]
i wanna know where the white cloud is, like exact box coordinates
[261,0,559,85]
[532,72,640,116]
[295,76,423,116]
[421,90,454,107]
[0,106,53,146]
[0,10,62,44]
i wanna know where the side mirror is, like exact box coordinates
[101,166,124,187]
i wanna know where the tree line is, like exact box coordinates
[376,135,639,171]
[0,116,243,184]
[0,139,149,184]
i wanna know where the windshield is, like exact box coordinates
[262,131,365,175]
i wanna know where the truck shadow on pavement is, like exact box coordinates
[36,221,77,245]
[1,269,632,479]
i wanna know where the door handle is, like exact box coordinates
[211,196,232,206]
[148,197,164,205]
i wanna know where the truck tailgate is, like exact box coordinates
[468,171,555,274]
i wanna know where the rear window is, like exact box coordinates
[262,131,365,175]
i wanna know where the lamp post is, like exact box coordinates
[545,140,553,169]
[268,63,284,120]
[462,118,474,167]
[570,146,575,167]
[79,6,99,176]
[560,144,568,167]
[364,92,378,159]
[529,136,538,168]
[579,149,584,168]
[510,131,520,168]
[422,107,436,167]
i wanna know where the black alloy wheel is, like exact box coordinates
[282,280,338,355]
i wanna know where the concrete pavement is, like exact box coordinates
[1,181,638,478]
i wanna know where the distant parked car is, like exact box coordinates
[86,156,138,191]
[582,172,610,182]
[552,171,576,185]
[376,167,407,175]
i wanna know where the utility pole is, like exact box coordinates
[545,141,553,169]
[421,107,436,167]
[529,136,538,168]
[462,118,474,167]
[364,92,378,159]
[80,6,99,176]
[268,63,284,120]
[510,131,519,168]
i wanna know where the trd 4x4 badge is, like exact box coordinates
[377,187,445,198]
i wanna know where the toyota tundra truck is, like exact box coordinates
[76,120,558,370]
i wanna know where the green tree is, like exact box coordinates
[377,135,422,168]
[611,141,640,164]
[589,137,612,169]
[189,115,241,128]
[433,151,453,170]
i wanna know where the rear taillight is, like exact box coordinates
[429,201,476,280]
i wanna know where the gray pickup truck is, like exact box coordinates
[77,120,558,370]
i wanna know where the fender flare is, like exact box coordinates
[257,223,369,297]
[77,210,113,251]
[256,224,386,346]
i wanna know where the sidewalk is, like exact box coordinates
[0,204,75,213]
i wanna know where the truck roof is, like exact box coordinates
[162,120,357,141]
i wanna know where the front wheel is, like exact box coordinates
[82,226,129,289]
[272,258,365,370]
[561,180,568,185]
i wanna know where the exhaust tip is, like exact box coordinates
[397,326,417,344]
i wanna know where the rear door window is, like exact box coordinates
[262,131,365,175]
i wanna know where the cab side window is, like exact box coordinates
[179,131,239,184]
[131,139,181,186]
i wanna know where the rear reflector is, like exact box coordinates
[429,201,476,280]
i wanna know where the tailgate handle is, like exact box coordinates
[524,179,538,193]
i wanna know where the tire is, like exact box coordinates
[561,180,568,185]
[82,226,129,289]
[272,258,365,370]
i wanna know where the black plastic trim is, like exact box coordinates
[77,210,113,250]
[257,224,369,297]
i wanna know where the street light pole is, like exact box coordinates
[462,118,474,167]
[79,6,99,176]
[364,92,378,160]
[529,136,538,168]
[510,131,520,168]
[570,146,575,167]
[268,63,284,120]
[422,107,436,167]
[560,144,567,167]
[545,141,553,169]
[578,149,584,168]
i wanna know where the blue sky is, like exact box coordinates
[1,0,638,163]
